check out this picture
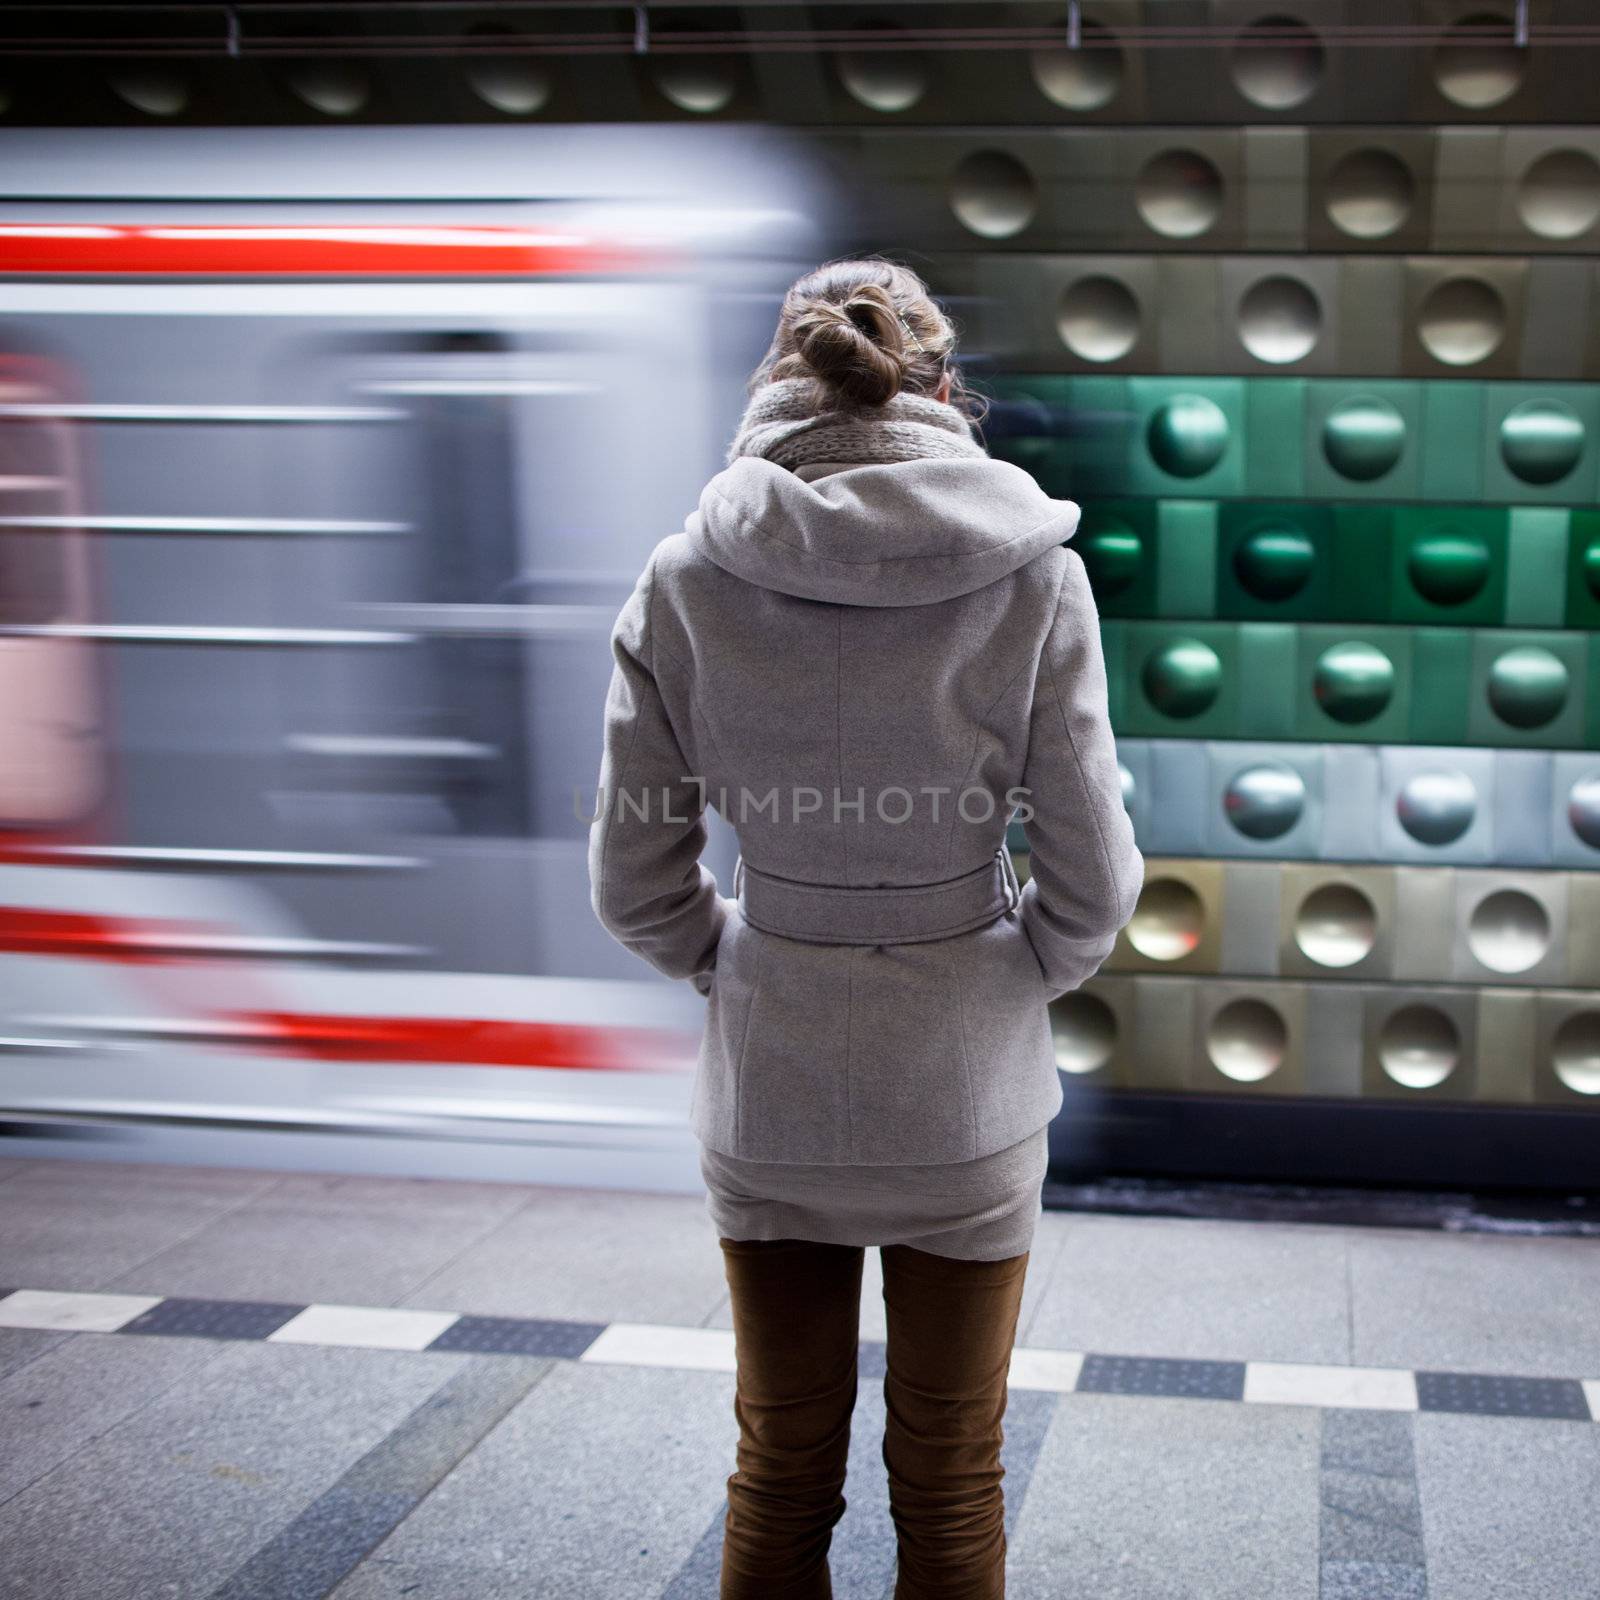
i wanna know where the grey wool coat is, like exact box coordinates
[588,453,1144,1166]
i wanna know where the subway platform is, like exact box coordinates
[1,1156,1597,1600]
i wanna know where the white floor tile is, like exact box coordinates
[580,1321,737,1372]
[1009,1346,1084,1393]
[1244,1361,1417,1411]
[266,1304,460,1351]
[0,1289,162,1333]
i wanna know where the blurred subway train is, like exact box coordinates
[0,124,830,1189]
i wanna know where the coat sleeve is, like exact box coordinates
[1015,549,1144,1000]
[587,551,731,995]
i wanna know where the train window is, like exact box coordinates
[0,410,70,625]
[290,329,537,840]
[402,331,534,837]
[0,363,105,829]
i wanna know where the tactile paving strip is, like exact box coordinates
[7,1288,1595,1426]
[426,1314,605,1358]
[119,1297,304,1341]
[1077,1353,1247,1401]
[1414,1370,1592,1420]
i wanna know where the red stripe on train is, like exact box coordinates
[0,906,692,1071]
[0,906,190,964]
[239,1012,689,1072]
[0,223,665,277]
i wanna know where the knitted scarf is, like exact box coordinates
[725,376,988,470]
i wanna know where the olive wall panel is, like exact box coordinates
[1096,856,1600,988]
[1063,974,1600,1108]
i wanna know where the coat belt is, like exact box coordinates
[733,849,1021,946]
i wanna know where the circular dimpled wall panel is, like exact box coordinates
[1516,149,1600,240]
[1379,1004,1461,1090]
[1238,276,1322,365]
[1229,15,1323,110]
[112,71,189,115]
[1325,148,1415,239]
[285,63,370,115]
[1147,394,1229,477]
[654,60,738,113]
[1295,883,1378,968]
[1314,642,1394,724]
[837,33,927,112]
[1417,277,1507,367]
[1031,17,1123,110]
[1432,12,1524,109]
[1396,770,1477,847]
[1487,646,1568,730]
[1234,526,1315,601]
[1223,763,1305,841]
[1079,520,1143,594]
[1567,773,1600,850]
[1142,638,1223,719]
[1583,541,1600,603]
[1127,877,1206,962]
[1466,888,1551,975]
[1407,530,1490,606]
[1500,400,1584,486]
[1551,1012,1600,1096]
[1323,396,1406,481]
[1135,150,1223,238]
[1206,998,1287,1083]
[467,58,552,114]
[948,150,1038,239]
[1051,993,1117,1074]
[1057,275,1141,362]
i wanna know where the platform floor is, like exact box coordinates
[1,1155,1597,1600]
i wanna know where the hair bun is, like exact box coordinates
[792,282,907,407]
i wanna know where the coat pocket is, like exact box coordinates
[689,909,759,1151]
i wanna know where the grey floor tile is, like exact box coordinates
[1013,1211,1077,1345]
[397,1187,730,1325]
[1007,1392,1321,1600]
[212,1356,552,1600]
[1320,1411,1425,1570]
[0,1333,226,1504]
[1,1159,278,1200]
[1321,1561,1428,1600]
[1350,1229,1600,1377]
[1025,1214,1353,1364]
[103,1171,530,1307]
[344,1362,738,1600]
[0,1162,282,1291]
[0,1340,466,1600]
[1415,1412,1600,1600]
[331,1557,553,1599]
[0,1326,69,1383]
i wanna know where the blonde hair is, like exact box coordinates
[749,256,985,419]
